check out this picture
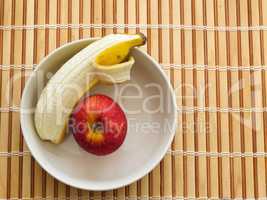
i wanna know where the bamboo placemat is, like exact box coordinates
[1,0,267,199]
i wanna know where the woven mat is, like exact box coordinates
[1,0,267,199]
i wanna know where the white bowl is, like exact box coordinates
[20,38,177,191]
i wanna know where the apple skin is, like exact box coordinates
[68,94,127,156]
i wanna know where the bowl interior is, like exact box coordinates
[21,39,176,190]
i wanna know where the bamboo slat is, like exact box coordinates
[2,0,267,199]
[193,0,207,198]
[172,0,183,198]
[239,0,254,198]
[227,0,242,198]
[0,0,12,199]
[249,0,266,197]
[10,0,23,198]
[206,0,219,197]
[262,0,267,197]
[183,0,195,197]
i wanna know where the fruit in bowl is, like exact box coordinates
[69,94,127,155]
[34,33,146,155]
[21,34,177,190]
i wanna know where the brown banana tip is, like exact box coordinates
[137,32,147,45]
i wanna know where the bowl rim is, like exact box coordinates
[20,37,177,191]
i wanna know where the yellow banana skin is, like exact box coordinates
[96,33,146,65]
[34,34,146,144]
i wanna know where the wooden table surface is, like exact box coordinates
[1,0,267,199]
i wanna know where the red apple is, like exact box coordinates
[68,94,127,156]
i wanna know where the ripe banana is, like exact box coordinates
[34,34,146,144]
